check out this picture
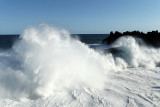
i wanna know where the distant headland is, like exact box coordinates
[102,30,160,47]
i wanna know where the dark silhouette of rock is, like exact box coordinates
[102,30,160,47]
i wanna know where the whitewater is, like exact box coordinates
[0,25,159,107]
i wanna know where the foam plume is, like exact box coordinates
[1,25,160,101]
[0,25,117,100]
[112,36,160,68]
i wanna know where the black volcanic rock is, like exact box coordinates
[102,30,160,47]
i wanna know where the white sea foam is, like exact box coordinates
[112,36,160,68]
[0,25,160,106]
[0,25,117,100]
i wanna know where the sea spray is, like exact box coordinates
[112,36,160,68]
[0,25,118,100]
[0,25,160,106]
[1,25,160,100]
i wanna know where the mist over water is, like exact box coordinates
[0,25,117,100]
[112,36,160,68]
[0,25,160,106]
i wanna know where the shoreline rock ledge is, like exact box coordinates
[102,30,160,47]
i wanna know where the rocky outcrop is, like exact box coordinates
[102,30,160,47]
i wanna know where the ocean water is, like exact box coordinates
[71,34,108,44]
[0,25,160,107]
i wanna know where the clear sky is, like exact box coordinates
[0,0,160,34]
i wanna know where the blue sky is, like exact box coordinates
[0,0,160,34]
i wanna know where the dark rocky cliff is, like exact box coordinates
[102,30,160,47]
